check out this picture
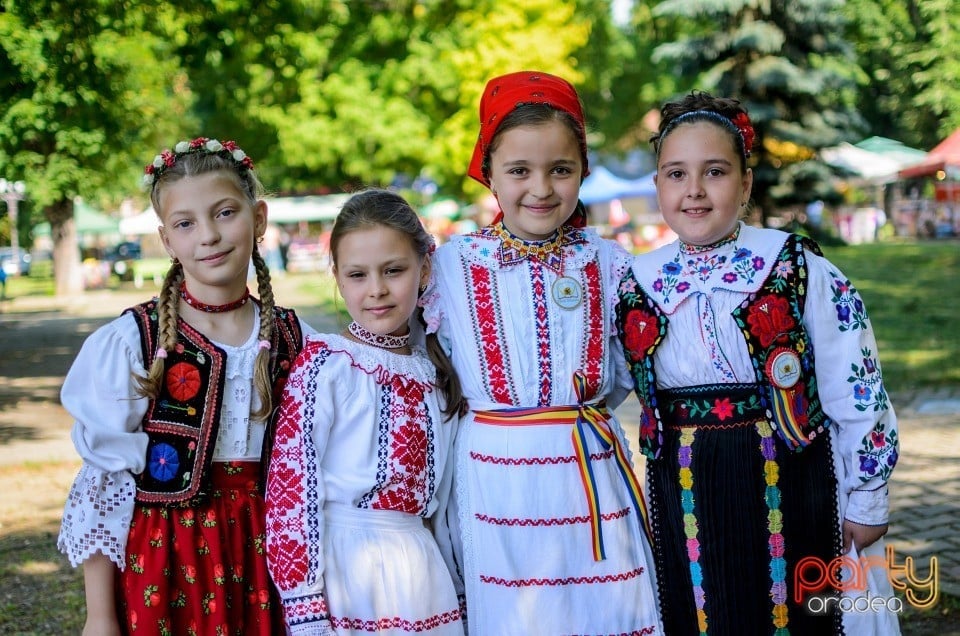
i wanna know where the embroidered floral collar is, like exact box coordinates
[626,223,785,314]
[679,224,741,255]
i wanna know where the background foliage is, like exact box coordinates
[1,0,958,291]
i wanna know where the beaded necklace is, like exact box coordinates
[347,321,410,350]
[179,282,250,313]
[491,221,565,274]
[679,224,741,255]
[490,221,582,309]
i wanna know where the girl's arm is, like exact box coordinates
[58,314,149,566]
[265,340,338,635]
[81,553,122,636]
[804,250,899,551]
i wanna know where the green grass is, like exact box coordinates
[819,239,960,391]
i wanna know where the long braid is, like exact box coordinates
[250,245,275,421]
[134,261,184,398]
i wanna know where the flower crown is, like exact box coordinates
[143,137,254,188]
[730,112,755,157]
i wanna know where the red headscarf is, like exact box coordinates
[467,71,590,189]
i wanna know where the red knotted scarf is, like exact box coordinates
[468,71,590,227]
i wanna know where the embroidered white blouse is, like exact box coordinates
[625,223,898,525]
[57,305,314,569]
[265,335,458,630]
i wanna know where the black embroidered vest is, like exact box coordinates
[126,300,303,505]
[616,233,831,459]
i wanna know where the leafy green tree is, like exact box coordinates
[0,1,192,295]
[906,0,960,139]
[578,0,682,157]
[650,0,866,219]
[844,0,941,149]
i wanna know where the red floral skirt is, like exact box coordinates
[119,461,284,635]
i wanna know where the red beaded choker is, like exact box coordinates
[179,282,251,313]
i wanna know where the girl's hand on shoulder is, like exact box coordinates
[842,518,888,553]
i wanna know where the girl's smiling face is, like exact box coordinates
[333,225,428,339]
[157,171,266,302]
[655,121,753,246]
[487,120,583,241]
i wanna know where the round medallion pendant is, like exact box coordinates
[552,276,583,309]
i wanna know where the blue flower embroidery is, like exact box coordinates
[859,454,879,475]
[149,443,179,482]
[663,262,682,276]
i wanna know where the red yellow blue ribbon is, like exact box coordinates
[473,372,652,562]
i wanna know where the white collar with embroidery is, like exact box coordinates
[629,223,789,313]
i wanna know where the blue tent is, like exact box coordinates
[579,166,656,205]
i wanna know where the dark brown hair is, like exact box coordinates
[651,91,752,172]
[331,189,466,420]
[481,103,588,183]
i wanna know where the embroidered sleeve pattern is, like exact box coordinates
[57,463,137,568]
[805,256,898,522]
[265,341,334,632]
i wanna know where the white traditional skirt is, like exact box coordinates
[323,503,464,635]
[454,408,663,635]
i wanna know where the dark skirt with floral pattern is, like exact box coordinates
[118,461,284,636]
[648,384,844,636]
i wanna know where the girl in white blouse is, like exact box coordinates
[58,138,312,636]
[265,189,466,636]
[617,92,900,635]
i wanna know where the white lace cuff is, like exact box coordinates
[845,485,889,526]
[57,463,136,569]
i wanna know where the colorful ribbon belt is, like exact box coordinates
[473,372,651,561]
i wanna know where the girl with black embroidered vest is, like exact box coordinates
[265,189,466,635]
[421,71,662,635]
[57,138,312,636]
[616,92,900,635]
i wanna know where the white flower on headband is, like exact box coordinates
[143,137,254,191]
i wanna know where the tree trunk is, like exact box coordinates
[46,198,84,297]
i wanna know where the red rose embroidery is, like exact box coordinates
[623,308,659,361]
[746,295,795,348]
[166,362,201,401]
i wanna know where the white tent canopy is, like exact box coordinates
[119,208,161,235]
[821,140,924,184]
[265,194,351,223]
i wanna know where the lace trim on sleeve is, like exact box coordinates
[57,463,136,569]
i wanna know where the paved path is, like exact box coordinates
[1,274,957,604]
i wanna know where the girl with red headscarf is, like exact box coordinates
[423,71,663,635]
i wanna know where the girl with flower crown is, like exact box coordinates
[264,189,466,636]
[57,137,314,636]
[421,71,663,635]
[616,91,900,634]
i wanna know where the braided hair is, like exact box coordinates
[136,144,277,421]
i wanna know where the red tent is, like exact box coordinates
[898,128,960,179]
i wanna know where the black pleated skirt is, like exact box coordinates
[648,385,844,636]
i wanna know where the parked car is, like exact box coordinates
[102,241,142,281]
[0,247,31,276]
